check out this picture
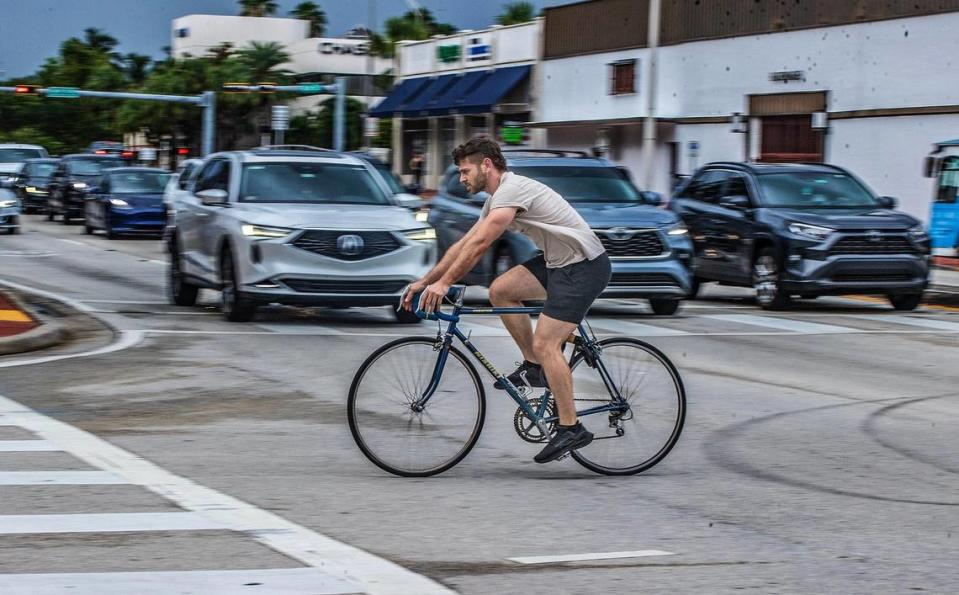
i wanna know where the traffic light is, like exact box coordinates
[13,85,40,95]
[177,148,190,156]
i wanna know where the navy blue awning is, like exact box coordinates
[373,65,531,119]
[368,77,431,117]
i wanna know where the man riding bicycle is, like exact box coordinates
[403,137,612,463]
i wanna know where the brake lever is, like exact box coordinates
[397,284,410,312]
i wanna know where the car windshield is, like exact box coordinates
[28,163,57,177]
[0,148,44,163]
[239,162,389,205]
[757,172,880,208]
[370,160,404,194]
[68,159,117,175]
[109,171,170,193]
[511,166,643,202]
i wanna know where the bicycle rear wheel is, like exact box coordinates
[348,337,486,477]
[569,338,685,476]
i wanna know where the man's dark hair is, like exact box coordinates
[452,137,507,171]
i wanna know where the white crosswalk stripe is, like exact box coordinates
[0,512,227,534]
[848,314,959,332]
[0,471,127,485]
[0,439,60,451]
[703,314,857,334]
[588,318,690,336]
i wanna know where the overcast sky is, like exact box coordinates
[0,0,571,78]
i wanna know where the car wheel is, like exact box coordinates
[84,222,94,235]
[393,307,422,324]
[753,248,791,310]
[105,220,117,240]
[220,248,256,322]
[687,276,701,299]
[649,298,681,315]
[60,209,71,225]
[46,206,55,221]
[168,240,199,307]
[888,293,922,311]
[492,244,516,280]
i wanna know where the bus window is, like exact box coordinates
[936,156,959,203]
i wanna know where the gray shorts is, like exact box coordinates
[522,253,611,324]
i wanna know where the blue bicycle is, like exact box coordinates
[347,286,686,477]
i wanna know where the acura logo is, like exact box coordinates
[607,227,635,241]
[866,230,882,243]
[337,234,365,256]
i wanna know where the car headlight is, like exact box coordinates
[414,208,430,223]
[109,198,131,208]
[72,182,88,190]
[402,227,437,241]
[788,222,835,241]
[241,223,293,239]
[909,224,928,241]
[26,186,41,193]
[0,199,18,208]
[665,222,688,236]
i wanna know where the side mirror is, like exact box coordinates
[403,182,421,195]
[641,191,663,206]
[720,195,750,210]
[395,193,423,209]
[196,188,228,206]
[878,196,897,209]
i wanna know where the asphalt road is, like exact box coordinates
[0,214,957,594]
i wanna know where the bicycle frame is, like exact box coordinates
[413,300,629,428]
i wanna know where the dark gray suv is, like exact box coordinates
[671,162,930,310]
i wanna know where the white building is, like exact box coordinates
[369,21,542,189]
[534,0,959,222]
[171,14,391,113]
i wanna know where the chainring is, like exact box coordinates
[513,396,557,443]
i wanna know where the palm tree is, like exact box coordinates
[238,0,278,17]
[122,53,152,86]
[290,2,328,38]
[236,41,292,82]
[207,42,235,64]
[496,2,537,26]
[83,27,118,53]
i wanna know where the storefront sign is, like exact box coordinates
[467,37,491,62]
[769,70,805,83]
[319,41,370,56]
[437,44,461,63]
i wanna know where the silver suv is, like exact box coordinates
[166,147,436,322]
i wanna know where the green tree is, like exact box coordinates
[83,27,118,54]
[290,2,327,38]
[375,8,458,57]
[207,42,235,64]
[235,41,292,82]
[238,0,278,17]
[287,97,365,151]
[496,2,537,25]
[122,53,152,86]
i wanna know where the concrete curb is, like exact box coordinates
[0,289,68,356]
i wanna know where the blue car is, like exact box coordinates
[429,150,693,314]
[84,167,171,239]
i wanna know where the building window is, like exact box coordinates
[175,27,190,38]
[609,60,636,95]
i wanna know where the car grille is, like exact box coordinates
[608,273,679,287]
[281,279,409,294]
[292,230,401,261]
[596,229,665,258]
[830,234,917,255]
[831,273,914,283]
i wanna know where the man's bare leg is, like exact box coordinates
[532,314,579,426]
[488,265,546,363]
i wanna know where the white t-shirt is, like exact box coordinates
[480,171,605,268]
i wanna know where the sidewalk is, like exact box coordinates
[0,291,36,338]
[931,264,959,291]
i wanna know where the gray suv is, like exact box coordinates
[166,147,437,322]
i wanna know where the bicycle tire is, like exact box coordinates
[569,337,686,476]
[347,337,486,477]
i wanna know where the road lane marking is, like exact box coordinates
[589,318,690,336]
[848,314,959,332]
[257,323,345,335]
[704,314,856,334]
[0,440,60,452]
[0,278,96,313]
[83,300,171,305]
[0,471,127,485]
[57,239,85,247]
[0,568,362,595]
[0,512,227,534]
[0,330,144,369]
[508,550,676,564]
[0,393,453,595]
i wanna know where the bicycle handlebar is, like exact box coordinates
[410,290,460,322]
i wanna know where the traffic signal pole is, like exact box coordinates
[0,85,217,156]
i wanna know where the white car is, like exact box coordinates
[166,147,436,323]
[0,143,49,182]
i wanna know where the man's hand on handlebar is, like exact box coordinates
[419,281,450,315]
[401,279,428,312]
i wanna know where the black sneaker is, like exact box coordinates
[534,422,593,464]
[493,360,548,390]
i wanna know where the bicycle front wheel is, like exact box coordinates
[569,338,685,476]
[347,337,486,477]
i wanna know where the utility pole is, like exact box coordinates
[642,0,661,191]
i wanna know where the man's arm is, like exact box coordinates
[401,220,482,310]
[418,208,517,313]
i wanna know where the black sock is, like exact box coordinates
[558,422,579,431]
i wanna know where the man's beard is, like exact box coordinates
[471,170,487,194]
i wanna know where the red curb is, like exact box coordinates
[933,256,959,271]
[0,292,37,338]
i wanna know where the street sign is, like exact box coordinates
[45,87,80,98]
[298,83,325,94]
[272,105,291,131]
